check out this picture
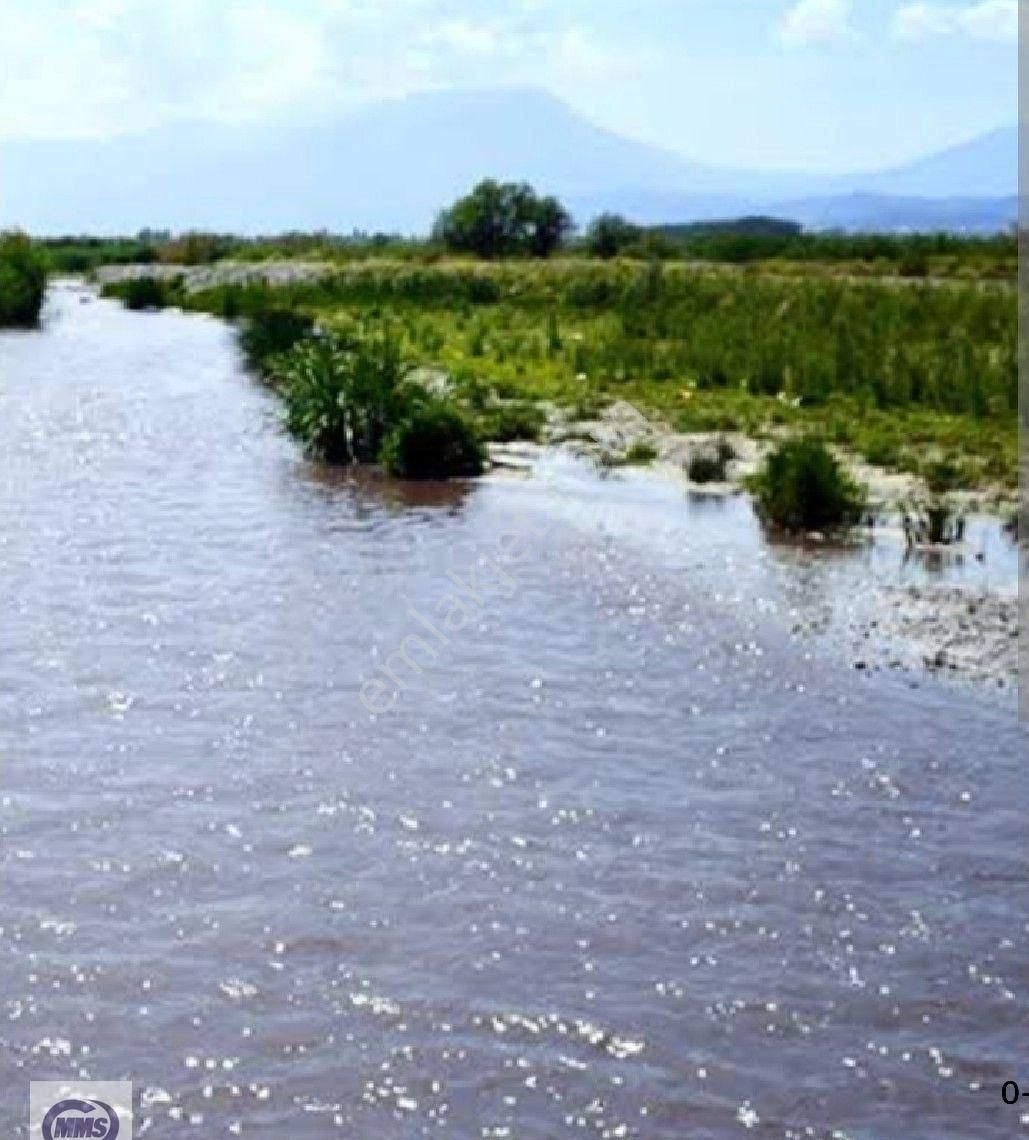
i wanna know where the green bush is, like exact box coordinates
[0,232,47,327]
[624,440,658,465]
[751,437,865,533]
[381,402,484,480]
[276,329,415,464]
[921,457,966,494]
[687,437,735,483]
[860,432,902,469]
[239,307,315,373]
[478,403,547,443]
[116,276,173,311]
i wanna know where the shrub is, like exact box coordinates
[381,403,484,480]
[239,307,315,373]
[0,232,47,327]
[921,457,966,494]
[751,437,866,533]
[276,329,414,464]
[116,276,173,311]
[860,432,902,469]
[687,437,735,483]
[478,403,547,443]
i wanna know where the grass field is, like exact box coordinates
[101,255,1018,492]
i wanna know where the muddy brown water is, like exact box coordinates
[0,284,1025,1138]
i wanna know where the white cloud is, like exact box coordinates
[892,0,1017,41]
[779,0,854,46]
[423,19,502,58]
[0,0,339,139]
[0,0,639,141]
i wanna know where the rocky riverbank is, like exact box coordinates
[95,260,335,293]
[492,400,1021,700]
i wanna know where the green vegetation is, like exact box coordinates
[239,307,315,373]
[117,276,173,311]
[273,328,416,464]
[585,214,643,259]
[102,275,181,311]
[146,254,1015,487]
[654,222,1016,278]
[433,180,574,259]
[97,199,1016,493]
[41,236,159,274]
[623,440,659,465]
[381,403,484,480]
[687,437,736,483]
[474,402,547,443]
[261,325,482,478]
[751,437,867,533]
[0,232,48,327]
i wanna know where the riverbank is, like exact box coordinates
[92,266,1020,696]
[488,436,1020,699]
[95,256,1018,498]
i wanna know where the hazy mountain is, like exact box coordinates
[772,192,1017,234]
[0,88,1015,235]
[847,126,1016,199]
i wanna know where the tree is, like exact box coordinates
[585,213,641,259]
[434,180,573,259]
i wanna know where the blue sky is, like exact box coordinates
[0,0,1016,171]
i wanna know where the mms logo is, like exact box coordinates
[41,1100,120,1140]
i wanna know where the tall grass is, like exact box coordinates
[104,255,1018,487]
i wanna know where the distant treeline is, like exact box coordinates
[35,179,1017,279]
[654,220,1016,271]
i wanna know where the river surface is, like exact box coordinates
[0,284,1025,1138]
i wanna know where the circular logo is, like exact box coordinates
[41,1099,120,1140]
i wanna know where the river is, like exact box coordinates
[0,284,1025,1138]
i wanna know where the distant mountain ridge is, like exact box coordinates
[0,88,1015,234]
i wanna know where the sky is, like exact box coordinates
[0,0,1017,172]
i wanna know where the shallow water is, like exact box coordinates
[0,285,1025,1138]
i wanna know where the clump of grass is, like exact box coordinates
[381,403,484,480]
[623,440,659,465]
[860,431,902,469]
[902,500,965,546]
[239,307,315,374]
[103,275,179,311]
[921,456,968,494]
[0,232,47,327]
[272,325,483,480]
[477,402,547,443]
[687,437,736,483]
[275,328,414,464]
[901,456,970,545]
[751,437,866,533]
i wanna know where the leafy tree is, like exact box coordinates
[0,232,47,327]
[434,180,573,259]
[585,213,642,259]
